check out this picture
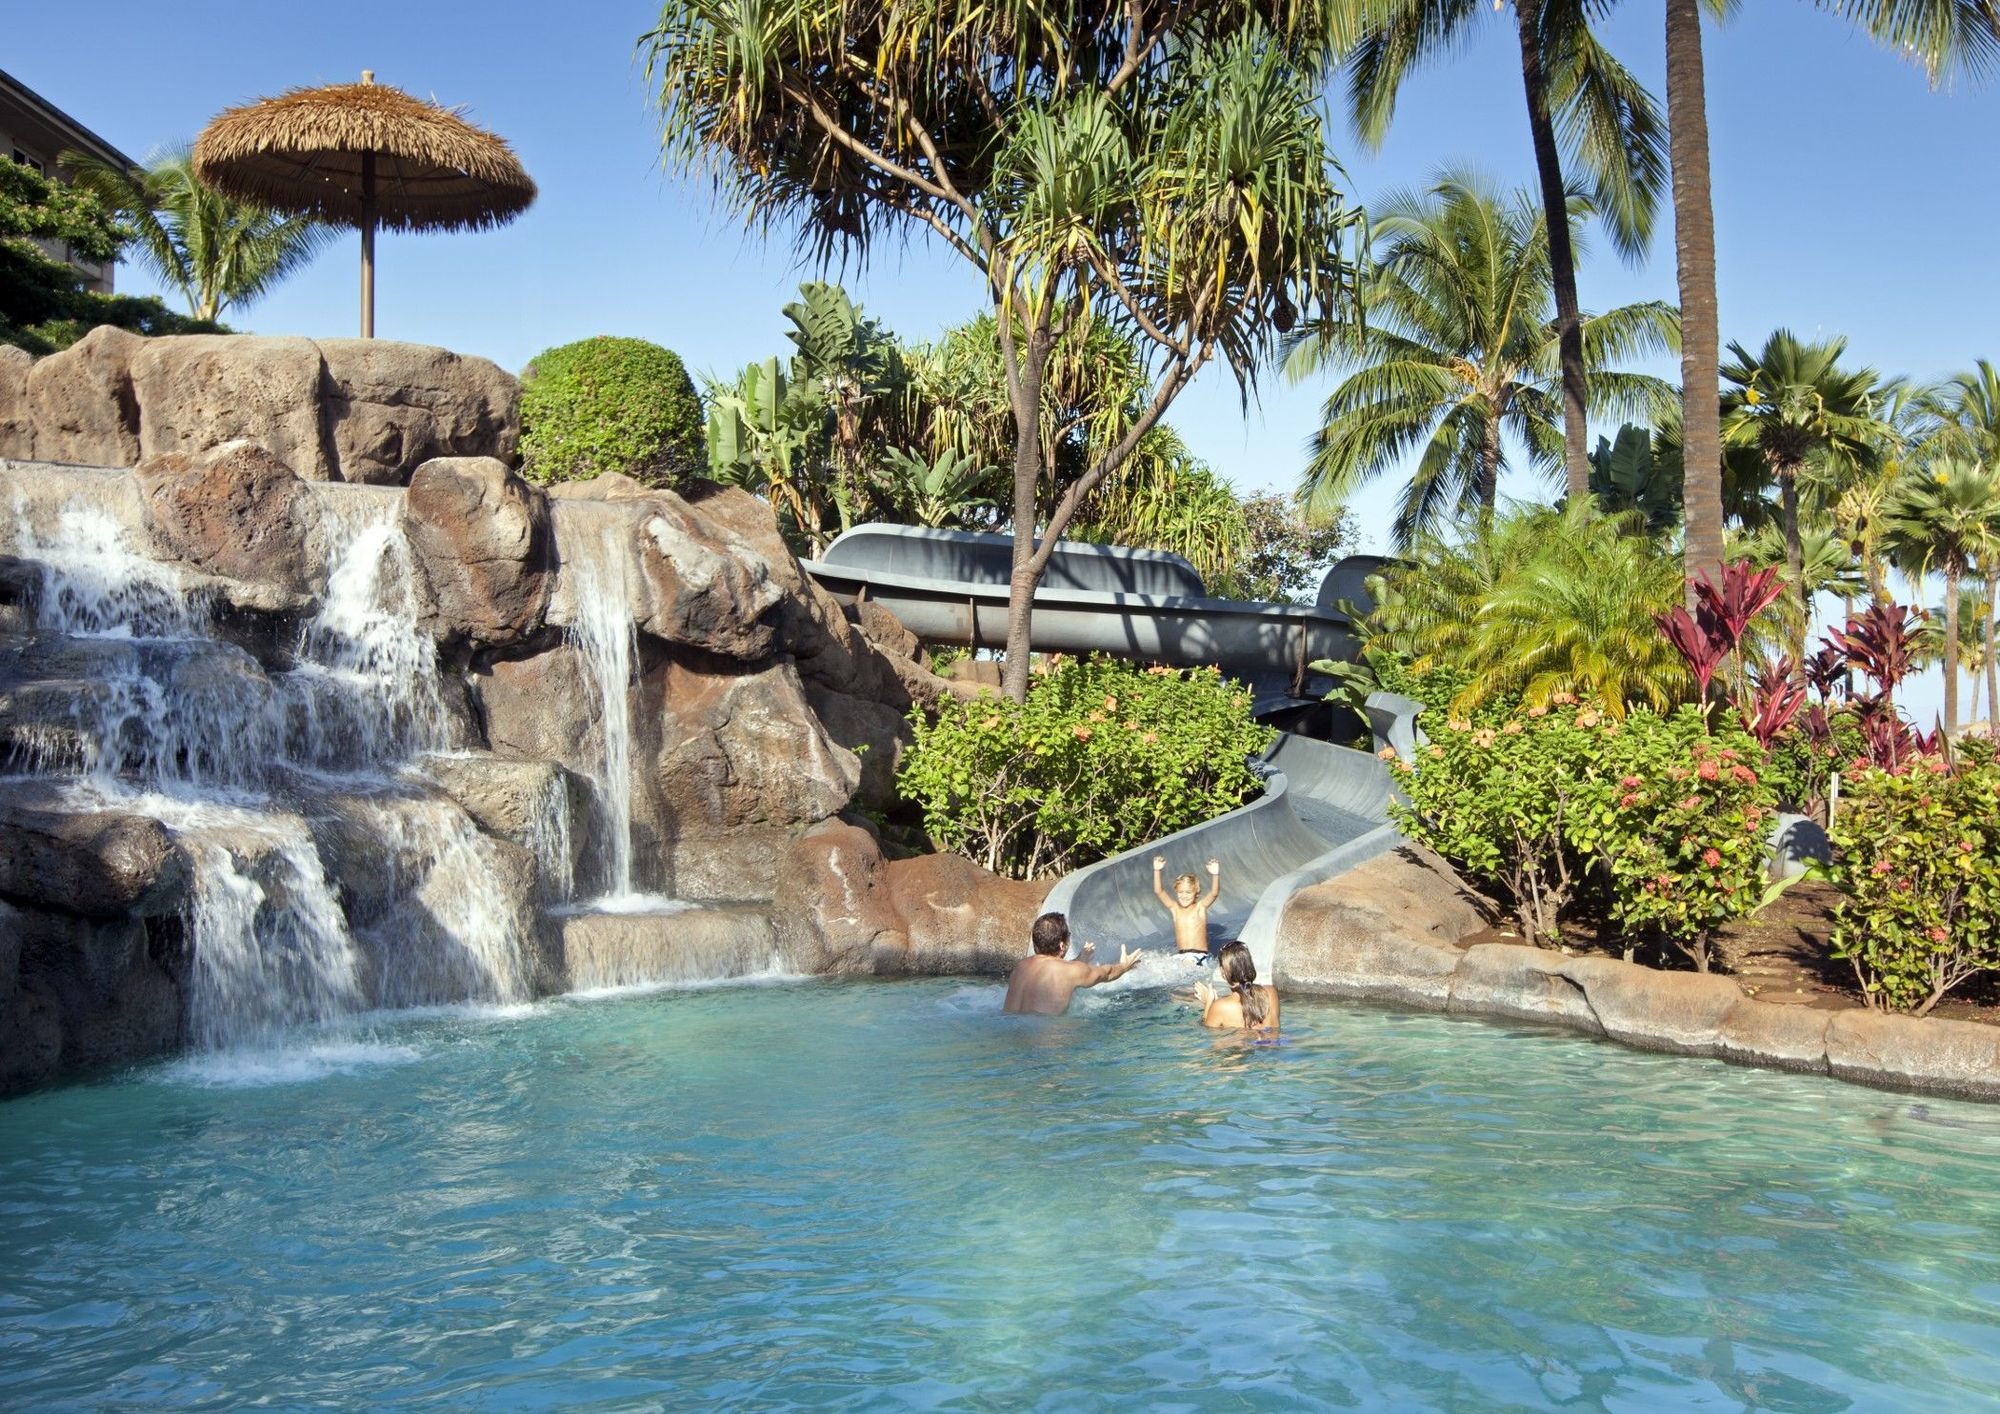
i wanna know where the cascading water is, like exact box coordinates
[558,513,663,908]
[2,490,537,1051]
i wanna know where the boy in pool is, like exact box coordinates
[1152,856,1221,959]
[1003,912,1144,1016]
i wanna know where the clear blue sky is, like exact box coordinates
[14,2,2000,711]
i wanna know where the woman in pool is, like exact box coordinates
[1194,941,1280,1034]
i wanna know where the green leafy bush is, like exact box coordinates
[898,657,1274,879]
[1391,701,1778,964]
[519,336,704,486]
[1586,709,1778,972]
[1826,755,2000,1015]
[1761,709,1864,820]
[1386,700,1603,945]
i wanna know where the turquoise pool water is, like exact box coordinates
[4,978,2000,1409]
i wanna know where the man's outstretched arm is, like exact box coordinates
[1075,944,1144,987]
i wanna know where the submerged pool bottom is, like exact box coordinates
[3,978,1998,1407]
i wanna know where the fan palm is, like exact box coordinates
[1341,0,1667,498]
[63,143,333,322]
[1882,458,2000,736]
[1719,330,1896,665]
[1286,172,1678,549]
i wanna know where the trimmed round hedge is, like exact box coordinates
[518,336,704,487]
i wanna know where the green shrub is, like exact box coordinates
[519,336,704,487]
[898,657,1275,879]
[1390,701,1778,964]
[1761,709,1864,820]
[1826,756,2000,1015]
[1586,709,1778,972]
[1386,699,1603,945]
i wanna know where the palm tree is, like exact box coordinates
[1286,172,1678,549]
[63,144,333,322]
[1718,330,1895,665]
[1920,359,2000,712]
[1883,458,2000,736]
[1342,0,1667,498]
[1662,0,2000,607]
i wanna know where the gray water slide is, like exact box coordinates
[801,524,1421,974]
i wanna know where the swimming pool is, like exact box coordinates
[3,978,1998,1407]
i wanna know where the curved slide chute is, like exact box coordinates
[802,524,1423,971]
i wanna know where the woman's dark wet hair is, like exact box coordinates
[1031,912,1070,956]
[1217,940,1266,1028]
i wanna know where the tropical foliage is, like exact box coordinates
[1286,173,1676,548]
[0,157,220,354]
[520,336,705,486]
[64,144,333,323]
[1367,502,1688,717]
[647,0,1365,698]
[898,658,1273,879]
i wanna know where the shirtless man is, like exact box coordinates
[1002,912,1144,1016]
[1152,856,1222,958]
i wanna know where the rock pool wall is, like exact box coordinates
[1278,847,2000,1102]
[0,434,954,1092]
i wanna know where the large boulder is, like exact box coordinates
[0,903,182,1094]
[136,440,328,600]
[882,850,1052,976]
[774,821,1051,976]
[473,644,600,764]
[26,325,141,465]
[0,801,185,919]
[1274,844,1491,1007]
[805,685,912,814]
[317,339,520,485]
[632,493,785,659]
[403,456,552,649]
[129,334,333,478]
[0,344,34,459]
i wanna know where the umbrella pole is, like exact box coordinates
[360,150,376,338]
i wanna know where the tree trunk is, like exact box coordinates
[1986,570,1999,735]
[1780,470,1807,673]
[1000,329,1051,704]
[1515,0,1590,501]
[1944,563,1962,737]
[1478,408,1502,525]
[1666,0,1723,610]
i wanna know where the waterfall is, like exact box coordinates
[561,515,642,903]
[3,490,536,1051]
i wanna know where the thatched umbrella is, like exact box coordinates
[193,71,535,337]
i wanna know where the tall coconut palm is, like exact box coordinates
[64,143,333,322]
[1286,173,1677,549]
[1342,0,1667,499]
[1883,458,2000,736]
[1663,0,2000,608]
[1921,359,2000,713]
[1719,330,1895,666]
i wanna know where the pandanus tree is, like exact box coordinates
[1719,330,1896,668]
[645,0,1365,701]
[64,143,333,322]
[1664,0,2000,605]
[1340,0,1667,499]
[1286,173,1677,548]
[1882,458,2000,737]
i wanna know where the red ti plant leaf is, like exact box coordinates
[1803,703,1833,745]
[1824,603,1924,702]
[1655,603,1730,698]
[1804,645,1847,703]
[1739,656,1807,748]
[1691,562,1787,648]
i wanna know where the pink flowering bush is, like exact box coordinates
[1826,753,2000,1014]
[1585,709,1777,973]
[1392,703,1777,966]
